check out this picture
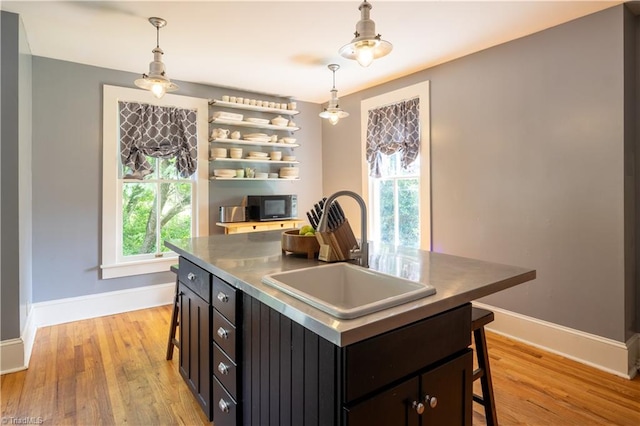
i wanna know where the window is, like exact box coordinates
[101,85,209,279]
[369,151,420,248]
[361,82,431,250]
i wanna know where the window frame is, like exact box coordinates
[101,85,209,279]
[360,81,431,250]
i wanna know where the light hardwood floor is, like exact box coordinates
[2,305,639,425]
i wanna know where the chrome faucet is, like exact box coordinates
[317,190,369,268]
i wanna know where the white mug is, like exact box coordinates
[222,95,230,102]
[229,96,237,103]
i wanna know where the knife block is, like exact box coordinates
[315,219,359,263]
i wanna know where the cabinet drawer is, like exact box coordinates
[213,342,238,399]
[213,275,237,323]
[213,377,239,426]
[343,303,471,403]
[213,310,237,359]
[178,258,211,303]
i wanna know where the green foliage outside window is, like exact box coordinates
[372,151,420,248]
[122,156,192,257]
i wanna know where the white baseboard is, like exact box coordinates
[1,282,174,375]
[33,282,175,328]
[0,338,27,374]
[474,302,639,379]
[0,307,37,375]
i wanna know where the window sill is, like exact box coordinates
[101,256,178,279]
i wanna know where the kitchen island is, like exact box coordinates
[166,231,535,426]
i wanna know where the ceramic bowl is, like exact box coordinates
[211,148,227,158]
[270,151,283,161]
[271,116,288,126]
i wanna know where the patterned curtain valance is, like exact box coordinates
[119,101,198,179]
[365,97,420,178]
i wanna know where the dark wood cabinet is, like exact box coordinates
[175,255,473,426]
[211,276,242,425]
[343,351,472,426]
[421,351,473,426]
[178,281,212,420]
[344,377,421,426]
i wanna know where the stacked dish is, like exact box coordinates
[211,111,243,121]
[213,169,236,178]
[246,117,270,125]
[247,151,269,160]
[244,133,270,142]
[279,167,299,179]
[211,147,227,159]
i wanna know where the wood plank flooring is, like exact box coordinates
[2,305,639,425]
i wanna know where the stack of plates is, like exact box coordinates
[211,111,244,121]
[279,167,299,179]
[247,151,269,160]
[213,169,236,178]
[245,117,270,125]
[244,133,270,142]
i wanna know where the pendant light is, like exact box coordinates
[339,1,392,67]
[134,17,179,99]
[319,64,349,126]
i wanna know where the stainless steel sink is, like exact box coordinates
[261,263,436,319]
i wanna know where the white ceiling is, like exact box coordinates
[2,1,622,103]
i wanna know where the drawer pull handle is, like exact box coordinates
[187,272,196,281]
[218,362,230,375]
[217,292,229,303]
[217,327,229,339]
[218,399,231,413]
[412,401,425,415]
[424,395,438,408]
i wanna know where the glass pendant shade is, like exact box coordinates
[339,1,392,67]
[134,18,179,98]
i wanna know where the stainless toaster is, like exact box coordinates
[219,205,247,223]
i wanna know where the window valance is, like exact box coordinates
[119,101,197,179]
[365,97,420,178]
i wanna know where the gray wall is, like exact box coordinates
[1,11,32,340]
[323,5,635,342]
[635,11,640,338]
[1,11,21,340]
[18,10,33,338]
[31,57,322,303]
[624,7,638,342]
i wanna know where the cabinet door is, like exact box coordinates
[344,377,420,426]
[179,283,212,420]
[420,350,473,426]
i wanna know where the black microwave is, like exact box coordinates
[247,195,298,221]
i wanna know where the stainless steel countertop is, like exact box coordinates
[166,231,536,347]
